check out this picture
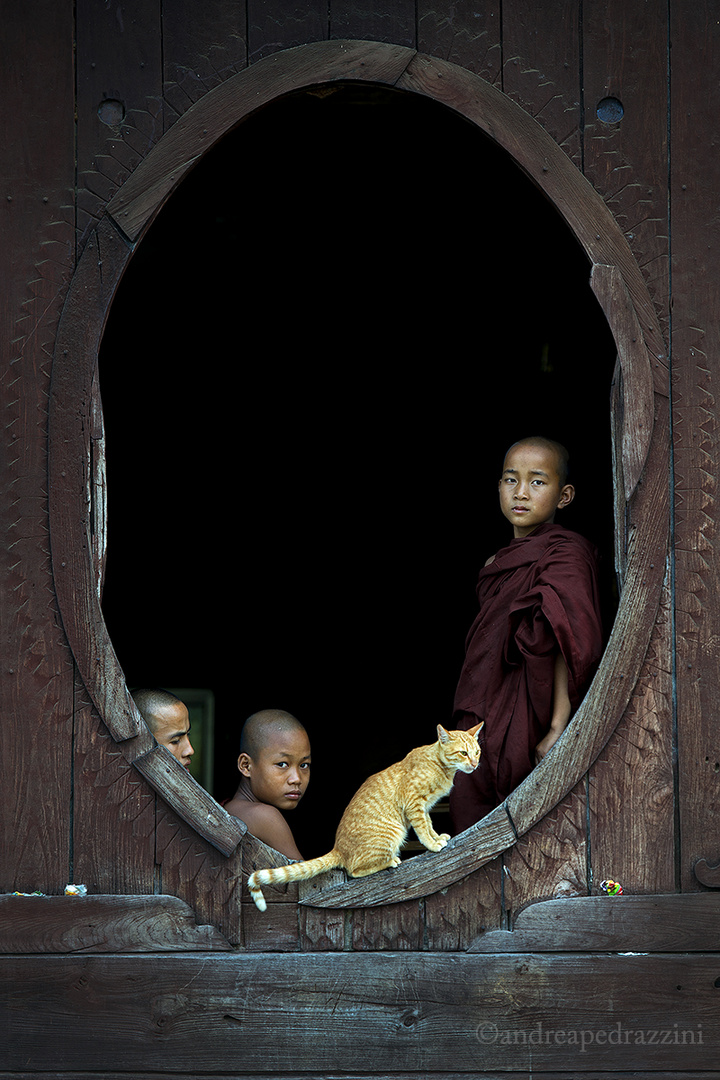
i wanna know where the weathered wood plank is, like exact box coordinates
[155,807,244,947]
[71,672,156,895]
[588,573,675,896]
[501,0,582,166]
[330,0,416,47]
[1,0,76,896]
[670,0,720,893]
[424,862,504,950]
[582,0,670,347]
[502,781,589,919]
[106,40,416,243]
[0,894,231,953]
[467,893,720,953]
[162,0,248,127]
[133,744,245,856]
[2,954,716,1072]
[247,0,327,63]
[418,0,502,84]
[75,0,163,238]
[591,262,656,497]
[300,804,515,907]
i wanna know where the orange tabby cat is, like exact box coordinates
[247,722,482,911]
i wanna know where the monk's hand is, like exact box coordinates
[535,728,561,764]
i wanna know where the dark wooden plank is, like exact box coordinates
[0,0,76,896]
[71,671,156,895]
[0,894,231,953]
[247,0,327,63]
[155,806,244,947]
[4,1075,717,1080]
[2,954,717,1071]
[591,262,656,496]
[501,0,582,166]
[330,0,416,46]
[502,782,589,920]
[300,805,515,907]
[588,576,675,896]
[162,0,248,127]
[133,744,245,856]
[75,0,163,238]
[106,40,416,243]
[424,862,504,950]
[418,0,501,84]
[670,0,720,893]
[467,893,720,953]
[582,0,670,346]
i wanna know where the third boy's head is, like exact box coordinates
[498,437,575,537]
[237,709,311,811]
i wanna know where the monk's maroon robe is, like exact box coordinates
[449,522,604,831]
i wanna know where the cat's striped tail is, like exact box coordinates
[247,850,343,911]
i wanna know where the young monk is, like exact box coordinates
[131,688,195,770]
[449,436,604,832]
[224,709,311,860]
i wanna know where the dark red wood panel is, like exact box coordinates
[582,0,670,340]
[0,0,76,895]
[75,0,163,239]
[670,0,720,890]
[501,0,582,166]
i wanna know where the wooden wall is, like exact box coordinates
[2,0,720,1075]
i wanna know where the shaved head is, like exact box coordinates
[131,687,183,732]
[239,709,307,760]
[505,436,569,485]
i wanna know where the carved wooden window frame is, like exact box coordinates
[49,40,669,906]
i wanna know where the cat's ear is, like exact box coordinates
[467,722,484,740]
[437,724,450,743]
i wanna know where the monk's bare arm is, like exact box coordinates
[535,652,572,763]
[225,800,303,860]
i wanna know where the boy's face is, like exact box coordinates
[238,727,311,811]
[498,442,574,537]
[150,701,195,769]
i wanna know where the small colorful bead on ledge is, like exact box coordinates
[600,878,623,895]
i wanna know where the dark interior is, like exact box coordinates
[99,84,617,857]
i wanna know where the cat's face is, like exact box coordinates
[438,723,482,773]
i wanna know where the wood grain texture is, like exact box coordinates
[299,805,515,908]
[106,40,416,242]
[75,0,163,241]
[670,0,720,892]
[502,782,589,918]
[1,0,76,895]
[501,0,582,166]
[0,894,231,953]
[588,573,675,896]
[591,262,656,497]
[2,953,717,1072]
[582,0,670,346]
[133,745,245,856]
[418,0,501,83]
[467,893,720,953]
[162,0,248,127]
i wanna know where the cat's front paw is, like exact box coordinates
[426,834,449,852]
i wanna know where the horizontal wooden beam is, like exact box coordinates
[0,895,232,954]
[2,953,717,1072]
[467,893,720,953]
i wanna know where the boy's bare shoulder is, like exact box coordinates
[225,798,302,860]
